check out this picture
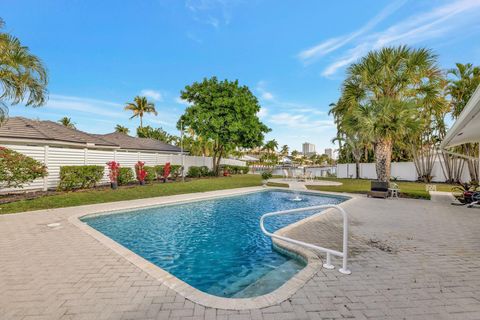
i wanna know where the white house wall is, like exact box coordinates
[2,144,245,192]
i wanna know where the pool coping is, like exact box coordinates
[68,186,359,310]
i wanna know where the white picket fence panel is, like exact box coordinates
[1,144,245,192]
[336,160,472,182]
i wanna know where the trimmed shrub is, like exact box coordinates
[199,166,210,176]
[144,166,156,182]
[187,166,202,178]
[118,167,135,185]
[187,166,214,178]
[0,147,47,188]
[220,165,249,175]
[58,165,104,191]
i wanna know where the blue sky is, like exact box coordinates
[3,0,480,153]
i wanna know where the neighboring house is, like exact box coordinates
[0,117,243,192]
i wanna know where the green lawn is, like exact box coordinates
[0,175,262,215]
[306,178,455,199]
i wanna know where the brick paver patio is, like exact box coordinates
[1,189,479,320]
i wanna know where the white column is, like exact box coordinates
[43,145,49,191]
[84,148,88,165]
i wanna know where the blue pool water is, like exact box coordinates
[82,190,346,298]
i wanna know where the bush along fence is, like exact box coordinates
[0,144,246,192]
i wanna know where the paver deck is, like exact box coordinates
[1,188,479,320]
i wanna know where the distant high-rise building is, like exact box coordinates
[302,142,316,155]
[324,148,333,159]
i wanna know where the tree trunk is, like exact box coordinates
[374,139,392,182]
[355,161,360,179]
[140,116,143,128]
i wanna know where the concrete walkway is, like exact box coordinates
[1,188,480,319]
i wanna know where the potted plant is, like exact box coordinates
[106,161,120,189]
[135,161,147,185]
[261,171,272,187]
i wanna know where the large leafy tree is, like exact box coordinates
[58,117,75,129]
[333,46,442,182]
[0,18,48,123]
[124,96,157,128]
[177,77,270,175]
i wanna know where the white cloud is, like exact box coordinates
[319,0,480,77]
[185,0,240,28]
[47,94,124,118]
[298,0,406,63]
[256,81,275,101]
[269,112,334,130]
[140,89,163,101]
[175,97,190,106]
[257,107,268,118]
[261,92,274,101]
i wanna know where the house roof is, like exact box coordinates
[440,84,480,149]
[96,132,182,153]
[0,117,182,153]
[0,117,117,147]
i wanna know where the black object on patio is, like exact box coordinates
[367,181,389,199]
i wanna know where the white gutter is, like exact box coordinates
[440,84,480,149]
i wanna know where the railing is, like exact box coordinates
[260,204,351,274]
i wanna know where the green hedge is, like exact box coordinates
[154,164,182,179]
[220,165,249,174]
[58,165,104,191]
[118,167,135,185]
[187,166,212,178]
[144,166,157,182]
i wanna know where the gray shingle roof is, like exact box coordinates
[0,117,117,147]
[97,132,182,153]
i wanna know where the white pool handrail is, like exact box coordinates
[259,204,351,274]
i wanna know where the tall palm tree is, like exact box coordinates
[447,63,480,119]
[336,46,441,182]
[115,124,129,134]
[124,96,157,128]
[58,117,75,129]
[280,144,289,157]
[0,18,48,123]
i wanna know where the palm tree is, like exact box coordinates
[124,96,157,128]
[335,46,441,181]
[0,18,48,123]
[280,144,289,157]
[115,124,129,134]
[447,63,480,119]
[262,139,278,154]
[58,117,75,129]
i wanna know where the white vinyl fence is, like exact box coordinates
[337,161,471,182]
[2,144,245,192]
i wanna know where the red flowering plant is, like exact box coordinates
[106,161,120,188]
[163,162,171,182]
[135,161,147,184]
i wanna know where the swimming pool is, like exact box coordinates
[81,190,346,298]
